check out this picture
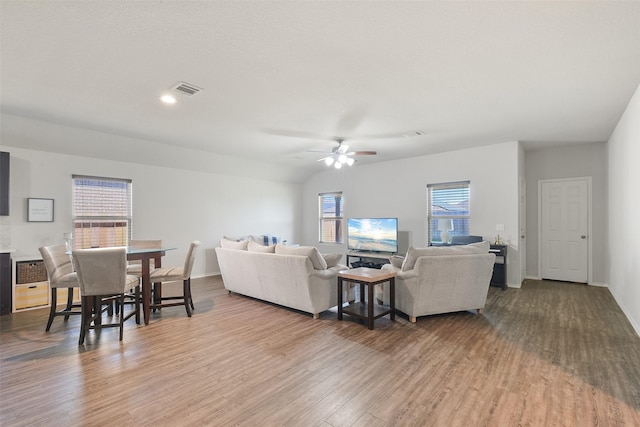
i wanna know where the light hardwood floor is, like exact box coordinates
[1,276,639,426]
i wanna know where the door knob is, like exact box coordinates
[581,235,587,239]
[520,235,525,239]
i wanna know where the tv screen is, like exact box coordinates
[347,218,398,253]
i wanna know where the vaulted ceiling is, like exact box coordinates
[2,1,639,181]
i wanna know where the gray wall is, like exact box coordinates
[1,146,302,278]
[303,141,523,287]
[524,142,608,284]
[608,83,640,335]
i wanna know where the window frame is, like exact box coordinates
[72,175,133,249]
[318,191,344,244]
[427,181,470,245]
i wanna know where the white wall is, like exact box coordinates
[608,84,640,336]
[524,142,608,284]
[302,141,522,287]
[1,146,301,278]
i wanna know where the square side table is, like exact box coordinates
[337,267,396,330]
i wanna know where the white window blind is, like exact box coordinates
[427,181,470,245]
[319,192,344,244]
[72,175,132,249]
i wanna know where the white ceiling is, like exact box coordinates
[1,1,640,181]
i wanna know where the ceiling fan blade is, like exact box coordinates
[348,151,377,156]
[316,156,333,162]
[337,144,350,154]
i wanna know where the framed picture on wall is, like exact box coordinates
[27,198,54,222]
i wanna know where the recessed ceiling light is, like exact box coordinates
[160,94,177,104]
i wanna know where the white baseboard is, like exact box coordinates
[588,281,608,288]
[608,286,640,338]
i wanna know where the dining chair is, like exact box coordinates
[39,244,82,331]
[72,247,141,345]
[126,239,162,275]
[149,240,200,317]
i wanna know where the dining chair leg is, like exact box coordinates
[46,288,58,332]
[134,285,141,325]
[189,280,194,310]
[79,295,93,345]
[153,282,162,312]
[118,294,125,341]
[63,288,74,320]
[183,278,192,317]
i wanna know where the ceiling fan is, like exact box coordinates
[313,139,377,169]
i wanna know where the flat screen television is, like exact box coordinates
[347,218,398,253]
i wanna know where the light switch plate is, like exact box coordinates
[496,224,505,231]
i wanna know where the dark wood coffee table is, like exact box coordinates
[337,267,396,330]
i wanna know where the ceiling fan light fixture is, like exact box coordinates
[346,157,355,166]
[334,161,342,169]
[338,154,348,164]
[324,157,335,166]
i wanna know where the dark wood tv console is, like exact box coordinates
[346,251,395,269]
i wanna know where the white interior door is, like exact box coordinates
[539,178,589,283]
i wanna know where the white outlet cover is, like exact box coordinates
[496,224,505,231]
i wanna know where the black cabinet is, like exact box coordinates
[0,253,11,315]
[489,245,507,290]
[0,151,9,216]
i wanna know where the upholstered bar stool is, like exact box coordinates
[149,240,200,317]
[72,247,140,345]
[126,239,162,275]
[39,244,82,331]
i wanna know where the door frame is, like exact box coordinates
[537,176,592,284]
[519,176,526,285]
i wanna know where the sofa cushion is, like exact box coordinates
[402,241,489,271]
[275,244,327,270]
[323,253,343,268]
[220,238,249,250]
[248,240,276,253]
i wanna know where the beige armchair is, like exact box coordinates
[380,243,496,322]
[127,239,162,275]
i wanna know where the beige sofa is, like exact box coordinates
[215,241,350,319]
[380,242,496,322]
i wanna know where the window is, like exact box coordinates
[427,181,470,245]
[319,192,344,244]
[72,175,132,249]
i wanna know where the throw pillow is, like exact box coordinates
[275,244,328,270]
[323,253,343,268]
[220,238,249,250]
[250,234,281,246]
[248,240,276,253]
[390,255,404,268]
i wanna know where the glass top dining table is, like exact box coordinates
[70,246,176,325]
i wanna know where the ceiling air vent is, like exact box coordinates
[172,81,203,96]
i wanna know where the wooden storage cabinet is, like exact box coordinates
[15,282,49,310]
[56,287,80,305]
[12,258,81,312]
[14,259,49,311]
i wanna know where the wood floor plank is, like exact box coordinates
[1,277,639,426]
